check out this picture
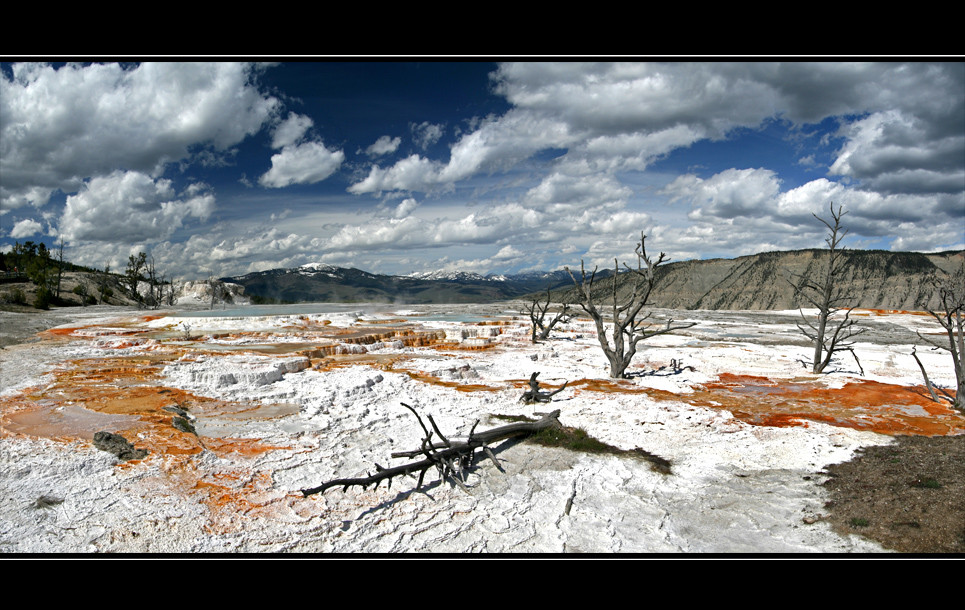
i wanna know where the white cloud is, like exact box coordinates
[1,62,279,209]
[59,170,215,244]
[411,121,444,149]
[829,110,965,194]
[329,216,423,250]
[394,198,419,218]
[271,113,314,149]
[660,168,783,220]
[259,142,345,188]
[9,218,42,239]
[348,154,440,195]
[493,245,523,260]
[366,135,401,157]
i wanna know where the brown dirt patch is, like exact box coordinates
[821,434,965,553]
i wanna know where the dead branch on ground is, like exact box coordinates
[300,404,562,497]
[521,371,568,403]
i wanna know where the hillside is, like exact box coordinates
[224,264,574,304]
[0,272,246,312]
[557,249,964,311]
[225,250,963,311]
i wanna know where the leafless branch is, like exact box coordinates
[301,405,563,497]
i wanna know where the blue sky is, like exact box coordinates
[2,60,963,279]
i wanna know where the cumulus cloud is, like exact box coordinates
[260,111,345,188]
[259,142,345,188]
[828,110,965,194]
[59,170,215,244]
[660,168,783,220]
[1,62,279,209]
[394,198,419,218]
[9,218,43,239]
[348,154,440,195]
[366,135,401,157]
[271,113,314,149]
[349,62,963,211]
[349,112,573,194]
[655,165,964,258]
[524,172,633,215]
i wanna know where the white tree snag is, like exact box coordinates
[300,404,562,497]
[566,233,695,378]
[523,288,572,343]
[915,264,965,410]
[789,202,866,374]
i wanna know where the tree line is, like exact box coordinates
[0,242,176,310]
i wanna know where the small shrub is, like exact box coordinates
[914,477,942,489]
[6,287,27,305]
[33,285,52,309]
[492,415,673,474]
[850,517,870,527]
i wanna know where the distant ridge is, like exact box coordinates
[566,249,964,311]
[224,250,964,310]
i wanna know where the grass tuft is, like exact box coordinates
[490,414,673,475]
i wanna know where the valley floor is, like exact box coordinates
[1,303,962,554]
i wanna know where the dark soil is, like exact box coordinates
[821,434,965,554]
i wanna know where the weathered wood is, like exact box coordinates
[523,288,572,342]
[521,371,567,403]
[566,233,696,378]
[300,407,562,497]
[787,203,866,374]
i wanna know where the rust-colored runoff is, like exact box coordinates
[688,373,963,436]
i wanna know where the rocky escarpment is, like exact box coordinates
[556,249,964,311]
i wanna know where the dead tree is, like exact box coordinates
[789,203,865,374]
[913,264,965,410]
[566,233,695,378]
[144,254,164,309]
[523,288,572,343]
[301,404,562,497]
[521,371,567,403]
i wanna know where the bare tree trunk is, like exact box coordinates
[566,233,695,379]
[55,239,65,300]
[790,203,865,374]
[523,288,572,343]
[917,264,965,410]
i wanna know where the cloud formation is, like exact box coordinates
[1,62,278,210]
[366,135,401,157]
[59,170,215,243]
[2,61,961,279]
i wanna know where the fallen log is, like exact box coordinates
[300,404,562,497]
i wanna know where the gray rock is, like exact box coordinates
[93,431,148,461]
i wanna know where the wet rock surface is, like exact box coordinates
[93,431,148,461]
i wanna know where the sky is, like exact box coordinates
[1,60,963,280]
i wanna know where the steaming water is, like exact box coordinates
[168,302,518,324]
[169,303,389,318]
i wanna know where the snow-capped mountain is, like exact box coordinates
[223,264,572,304]
[221,248,965,309]
[405,270,507,283]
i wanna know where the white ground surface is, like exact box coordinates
[1,303,957,554]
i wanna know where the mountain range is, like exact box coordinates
[223,249,965,311]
